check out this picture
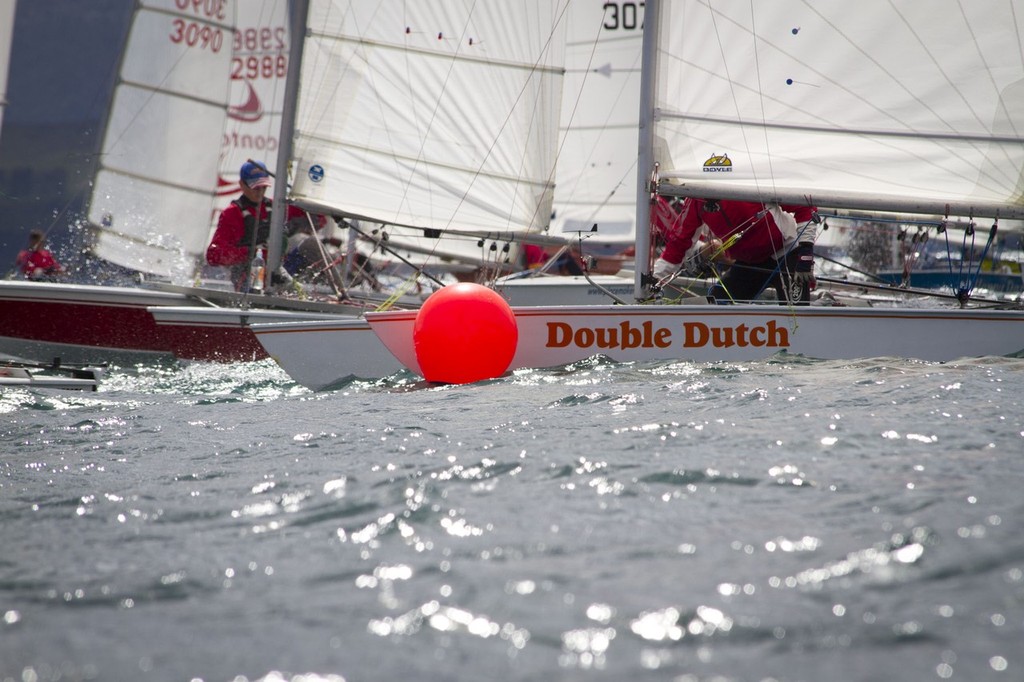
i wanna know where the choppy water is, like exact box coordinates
[2,355,1023,682]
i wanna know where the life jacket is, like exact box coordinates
[233,197,273,248]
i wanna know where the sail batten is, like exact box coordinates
[309,32,566,74]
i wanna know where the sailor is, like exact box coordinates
[14,230,63,281]
[206,160,305,291]
[519,244,584,275]
[652,196,818,304]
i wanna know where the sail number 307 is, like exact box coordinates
[603,2,644,30]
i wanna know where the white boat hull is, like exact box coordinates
[148,306,353,362]
[251,301,1024,389]
[251,317,404,390]
[365,303,1024,376]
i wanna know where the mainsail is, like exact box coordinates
[88,0,296,282]
[287,1,569,268]
[652,1,1024,220]
[88,0,236,281]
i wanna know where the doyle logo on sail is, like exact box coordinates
[544,320,790,350]
[702,153,732,173]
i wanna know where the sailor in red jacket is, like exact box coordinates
[652,196,818,304]
[206,160,304,290]
[14,230,63,281]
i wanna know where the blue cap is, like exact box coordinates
[240,160,271,188]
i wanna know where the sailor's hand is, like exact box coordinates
[793,241,815,287]
[701,238,732,265]
[683,238,731,277]
[653,257,679,280]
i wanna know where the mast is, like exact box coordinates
[633,0,659,301]
[267,0,310,277]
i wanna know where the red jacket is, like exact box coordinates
[654,197,816,265]
[16,248,61,279]
[206,196,306,267]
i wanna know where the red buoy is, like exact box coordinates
[413,283,518,384]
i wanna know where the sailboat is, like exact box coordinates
[0,0,230,363]
[0,358,104,392]
[0,0,361,364]
[258,0,1024,387]
[249,0,598,388]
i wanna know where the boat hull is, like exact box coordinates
[875,269,1024,294]
[149,307,354,362]
[253,302,1024,389]
[365,303,1024,376]
[251,317,404,389]
[0,280,191,364]
[0,279,379,364]
[0,362,103,391]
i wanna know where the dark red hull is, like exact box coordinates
[0,281,193,363]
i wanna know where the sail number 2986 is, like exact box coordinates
[603,2,644,30]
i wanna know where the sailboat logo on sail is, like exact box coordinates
[228,80,263,122]
[702,153,732,172]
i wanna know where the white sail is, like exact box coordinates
[653,1,1024,219]
[288,0,568,267]
[549,0,641,245]
[89,0,236,281]
[0,0,16,145]
[215,0,290,215]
